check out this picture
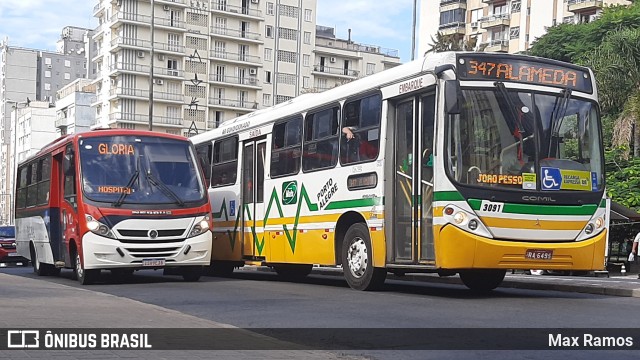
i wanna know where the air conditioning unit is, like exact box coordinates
[163,5,170,11]
[136,50,145,58]
[329,57,336,63]
[249,68,257,75]
[158,54,165,61]
[155,79,164,85]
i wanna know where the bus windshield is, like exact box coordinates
[79,136,205,205]
[446,88,604,192]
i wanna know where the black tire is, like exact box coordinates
[74,251,99,285]
[341,223,386,291]
[273,264,313,281]
[182,266,203,282]
[459,269,506,293]
[208,261,236,277]
[30,243,56,276]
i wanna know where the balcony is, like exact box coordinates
[153,91,184,103]
[210,27,263,43]
[480,13,511,29]
[211,2,264,20]
[567,0,603,13]
[109,87,149,100]
[209,50,261,65]
[93,3,104,17]
[483,39,509,52]
[312,65,359,78]
[108,112,184,127]
[111,11,185,31]
[208,74,261,88]
[440,0,467,10]
[155,0,189,7]
[438,22,466,36]
[110,37,152,51]
[208,98,258,111]
[55,117,69,129]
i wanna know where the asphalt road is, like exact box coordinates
[1,266,639,360]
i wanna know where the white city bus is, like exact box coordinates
[191,51,607,291]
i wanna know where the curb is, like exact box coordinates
[250,266,640,298]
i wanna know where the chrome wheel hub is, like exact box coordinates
[347,237,368,278]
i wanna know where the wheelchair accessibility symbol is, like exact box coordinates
[541,167,561,190]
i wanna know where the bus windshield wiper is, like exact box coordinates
[548,88,572,157]
[145,171,185,207]
[112,169,139,207]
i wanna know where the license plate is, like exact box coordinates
[525,249,553,260]
[142,258,165,267]
[8,253,21,257]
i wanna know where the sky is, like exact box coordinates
[0,0,416,62]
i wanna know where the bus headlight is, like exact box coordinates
[85,215,115,239]
[443,204,493,239]
[575,208,606,242]
[188,216,211,238]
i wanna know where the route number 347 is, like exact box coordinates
[480,200,503,213]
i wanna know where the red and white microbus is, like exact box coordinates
[15,129,212,284]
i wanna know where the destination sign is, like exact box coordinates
[98,143,135,155]
[457,55,593,93]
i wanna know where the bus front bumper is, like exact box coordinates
[436,225,607,271]
[81,231,212,270]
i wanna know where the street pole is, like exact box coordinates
[148,0,155,131]
[5,100,27,225]
[411,0,417,61]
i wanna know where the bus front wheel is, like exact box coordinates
[342,223,386,291]
[182,266,203,282]
[459,269,506,293]
[74,252,99,285]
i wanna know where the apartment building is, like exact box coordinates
[91,0,400,136]
[419,0,631,55]
[55,79,98,136]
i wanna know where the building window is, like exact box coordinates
[304,9,312,22]
[267,2,274,15]
[509,27,520,39]
[265,48,272,61]
[265,71,272,83]
[279,4,299,18]
[303,76,310,88]
[44,83,51,90]
[64,73,71,80]
[440,9,465,27]
[277,50,297,63]
[263,94,271,106]
[45,58,52,65]
[64,60,71,67]
[275,95,293,104]
[304,31,311,44]
[511,0,521,13]
[279,27,298,41]
[366,63,375,75]
[266,25,273,38]
[45,71,51,78]
[277,73,297,85]
[303,54,310,67]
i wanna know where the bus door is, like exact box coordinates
[241,136,267,260]
[393,92,436,263]
[59,144,78,266]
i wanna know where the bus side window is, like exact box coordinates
[271,116,302,178]
[195,143,213,187]
[302,106,339,172]
[340,93,382,165]
[211,137,238,187]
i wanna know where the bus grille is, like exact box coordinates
[125,247,182,258]
[117,229,186,237]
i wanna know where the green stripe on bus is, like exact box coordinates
[468,199,598,215]
[325,198,378,210]
[433,191,465,202]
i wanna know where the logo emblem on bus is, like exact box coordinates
[148,230,159,239]
[282,181,298,205]
[534,219,541,227]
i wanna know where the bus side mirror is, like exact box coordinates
[444,80,462,115]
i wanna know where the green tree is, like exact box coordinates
[425,32,482,54]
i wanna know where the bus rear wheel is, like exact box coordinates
[459,269,506,293]
[74,252,99,285]
[342,223,386,291]
[208,261,236,277]
[273,264,313,281]
[30,243,57,276]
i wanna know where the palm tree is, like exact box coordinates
[581,28,640,157]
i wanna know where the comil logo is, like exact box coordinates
[7,330,40,348]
